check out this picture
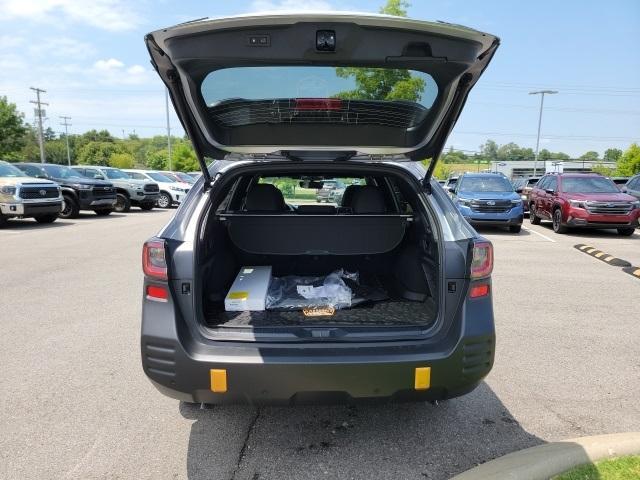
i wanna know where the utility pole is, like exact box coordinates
[529,90,558,176]
[30,87,48,163]
[60,116,72,166]
[165,88,172,170]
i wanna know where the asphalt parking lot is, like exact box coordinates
[2,210,639,480]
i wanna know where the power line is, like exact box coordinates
[29,87,48,163]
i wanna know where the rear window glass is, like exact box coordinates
[201,66,437,108]
[459,176,514,193]
[562,177,619,193]
[259,176,361,206]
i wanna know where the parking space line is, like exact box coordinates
[522,226,556,243]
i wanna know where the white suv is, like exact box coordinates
[123,169,191,208]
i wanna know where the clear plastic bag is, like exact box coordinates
[266,269,358,310]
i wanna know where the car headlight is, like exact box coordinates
[71,183,93,190]
[520,195,527,200]
[458,198,472,207]
[169,185,184,192]
[569,199,587,208]
[631,201,640,210]
[129,183,140,189]
[0,185,17,195]
[511,199,522,204]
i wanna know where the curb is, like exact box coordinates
[574,244,632,267]
[450,432,640,480]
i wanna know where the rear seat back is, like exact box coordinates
[244,184,287,212]
[350,186,387,214]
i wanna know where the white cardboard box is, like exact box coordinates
[224,266,272,311]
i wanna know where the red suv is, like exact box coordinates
[529,173,640,235]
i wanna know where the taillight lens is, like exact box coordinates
[142,238,167,280]
[470,241,493,279]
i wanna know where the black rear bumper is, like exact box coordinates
[141,291,496,405]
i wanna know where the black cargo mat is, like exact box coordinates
[206,299,436,327]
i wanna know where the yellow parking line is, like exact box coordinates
[579,245,591,251]
[585,248,597,254]
[603,256,614,262]
[595,252,605,258]
[634,269,640,277]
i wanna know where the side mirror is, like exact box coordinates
[545,189,555,194]
[94,174,105,180]
[620,186,628,193]
[516,188,523,194]
[36,174,48,179]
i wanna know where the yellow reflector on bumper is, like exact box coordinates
[414,367,431,390]
[210,369,227,393]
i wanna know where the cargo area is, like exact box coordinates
[197,167,440,333]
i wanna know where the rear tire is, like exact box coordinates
[35,214,58,224]
[60,194,79,219]
[617,228,635,236]
[552,208,567,234]
[157,192,172,209]
[139,202,154,211]
[94,209,113,216]
[529,204,541,225]
[114,193,131,213]
[509,225,522,233]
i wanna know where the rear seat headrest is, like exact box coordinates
[244,184,286,211]
[341,185,362,207]
[350,186,387,214]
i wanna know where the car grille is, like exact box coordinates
[470,200,512,213]
[586,202,633,215]
[92,186,115,197]
[19,186,59,199]
[144,183,159,193]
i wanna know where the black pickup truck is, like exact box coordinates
[14,163,117,218]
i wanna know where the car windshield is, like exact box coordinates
[43,164,84,179]
[175,173,195,183]
[104,169,130,180]
[459,176,514,193]
[562,177,619,193]
[0,163,24,177]
[147,172,174,183]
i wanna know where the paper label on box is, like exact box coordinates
[296,285,314,296]
[242,268,254,274]
[228,291,249,300]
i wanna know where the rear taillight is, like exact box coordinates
[142,238,167,280]
[470,240,493,279]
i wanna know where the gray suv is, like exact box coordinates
[140,13,498,405]
[72,166,159,212]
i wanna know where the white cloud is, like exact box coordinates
[249,0,337,12]
[29,37,97,59]
[91,58,150,85]
[0,0,142,31]
[93,58,125,71]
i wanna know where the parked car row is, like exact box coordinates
[0,160,197,227]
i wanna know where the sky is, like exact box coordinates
[0,0,638,158]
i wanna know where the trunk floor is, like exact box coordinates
[206,299,436,327]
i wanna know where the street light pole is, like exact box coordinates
[529,90,558,176]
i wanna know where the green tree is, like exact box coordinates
[497,143,534,161]
[333,1,426,104]
[109,152,135,169]
[480,140,499,162]
[579,150,599,161]
[603,148,622,162]
[146,149,169,170]
[380,0,409,16]
[77,141,124,165]
[617,143,640,176]
[172,143,199,172]
[0,96,27,158]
